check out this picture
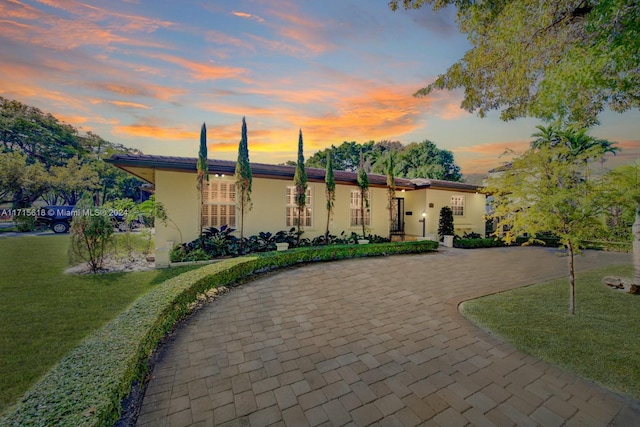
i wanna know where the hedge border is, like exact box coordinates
[0,240,438,427]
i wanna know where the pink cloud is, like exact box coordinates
[231,11,264,23]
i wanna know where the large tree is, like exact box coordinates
[0,152,48,208]
[306,139,462,181]
[0,96,85,165]
[390,0,640,126]
[0,97,144,205]
[235,117,252,253]
[306,141,375,171]
[485,143,611,314]
[374,140,461,181]
[45,156,100,205]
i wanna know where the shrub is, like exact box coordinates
[172,228,392,261]
[462,231,483,239]
[515,233,561,247]
[68,208,115,272]
[454,238,507,249]
[15,214,36,232]
[438,206,455,240]
[0,240,438,427]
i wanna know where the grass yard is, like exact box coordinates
[0,234,199,415]
[461,264,640,401]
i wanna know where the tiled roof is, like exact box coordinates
[106,154,483,192]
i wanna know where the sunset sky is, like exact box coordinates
[2,0,639,176]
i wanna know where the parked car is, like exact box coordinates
[37,206,132,233]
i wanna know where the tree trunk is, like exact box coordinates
[361,190,366,238]
[568,239,576,315]
[325,211,330,244]
[633,205,640,286]
[239,197,245,254]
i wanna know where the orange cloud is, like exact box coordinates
[453,140,530,175]
[268,8,333,54]
[140,52,248,81]
[113,123,196,140]
[106,100,152,109]
[1,0,172,50]
[87,82,186,101]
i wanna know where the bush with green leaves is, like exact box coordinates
[454,238,507,249]
[68,207,115,272]
[15,213,36,232]
[0,240,438,427]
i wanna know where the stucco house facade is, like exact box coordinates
[107,154,486,264]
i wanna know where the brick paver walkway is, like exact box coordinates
[136,247,640,426]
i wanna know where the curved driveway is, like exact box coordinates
[137,247,639,426]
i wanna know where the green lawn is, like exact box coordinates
[461,264,640,400]
[0,234,198,415]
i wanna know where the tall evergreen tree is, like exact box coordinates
[235,117,252,253]
[196,122,208,235]
[293,129,308,243]
[324,151,336,242]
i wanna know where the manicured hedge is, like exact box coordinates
[0,240,438,427]
[454,238,507,249]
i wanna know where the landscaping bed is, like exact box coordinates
[0,240,438,427]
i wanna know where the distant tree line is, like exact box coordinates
[0,97,144,208]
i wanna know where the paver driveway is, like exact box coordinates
[136,247,639,426]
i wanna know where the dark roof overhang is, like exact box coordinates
[105,154,484,193]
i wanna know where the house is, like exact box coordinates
[106,154,486,266]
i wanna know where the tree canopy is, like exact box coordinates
[485,142,613,314]
[389,0,640,126]
[0,97,144,207]
[306,139,462,181]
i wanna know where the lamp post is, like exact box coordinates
[418,210,426,237]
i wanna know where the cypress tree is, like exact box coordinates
[235,117,252,253]
[293,129,308,243]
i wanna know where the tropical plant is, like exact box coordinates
[356,152,370,238]
[293,129,308,243]
[235,117,253,254]
[324,151,336,242]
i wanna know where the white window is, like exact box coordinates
[350,189,371,226]
[286,186,312,227]
[202,181,236,228]
[451,195,465,216]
